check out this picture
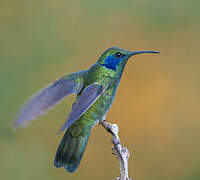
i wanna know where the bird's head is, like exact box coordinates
[98,47,159,72]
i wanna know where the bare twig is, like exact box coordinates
[99,118,131,180]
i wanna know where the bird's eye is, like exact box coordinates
[115,52,122,57]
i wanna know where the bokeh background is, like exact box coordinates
[1,0,200,179]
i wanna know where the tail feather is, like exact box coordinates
[54,124,92,172]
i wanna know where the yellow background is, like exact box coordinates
[0,0,200,179]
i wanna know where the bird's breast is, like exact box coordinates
[79,85,117,124]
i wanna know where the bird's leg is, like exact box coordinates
[99,117,131,180]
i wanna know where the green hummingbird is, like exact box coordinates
[14,47,159,172]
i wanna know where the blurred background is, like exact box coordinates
[0,0,200,179]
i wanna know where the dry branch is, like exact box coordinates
[99,118,131,180]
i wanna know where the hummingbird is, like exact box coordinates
[14,47,159,172]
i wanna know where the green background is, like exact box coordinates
[1,0,200,179]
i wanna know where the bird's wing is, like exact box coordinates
[59,82,108,132]
[13,71,86,129]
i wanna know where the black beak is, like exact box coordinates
[130,50,160,56]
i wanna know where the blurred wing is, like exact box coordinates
[59,83,108,132]
[14,75,84,129]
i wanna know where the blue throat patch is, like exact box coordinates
[101,55,124,71]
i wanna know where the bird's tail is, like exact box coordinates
[54,123,93,172]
